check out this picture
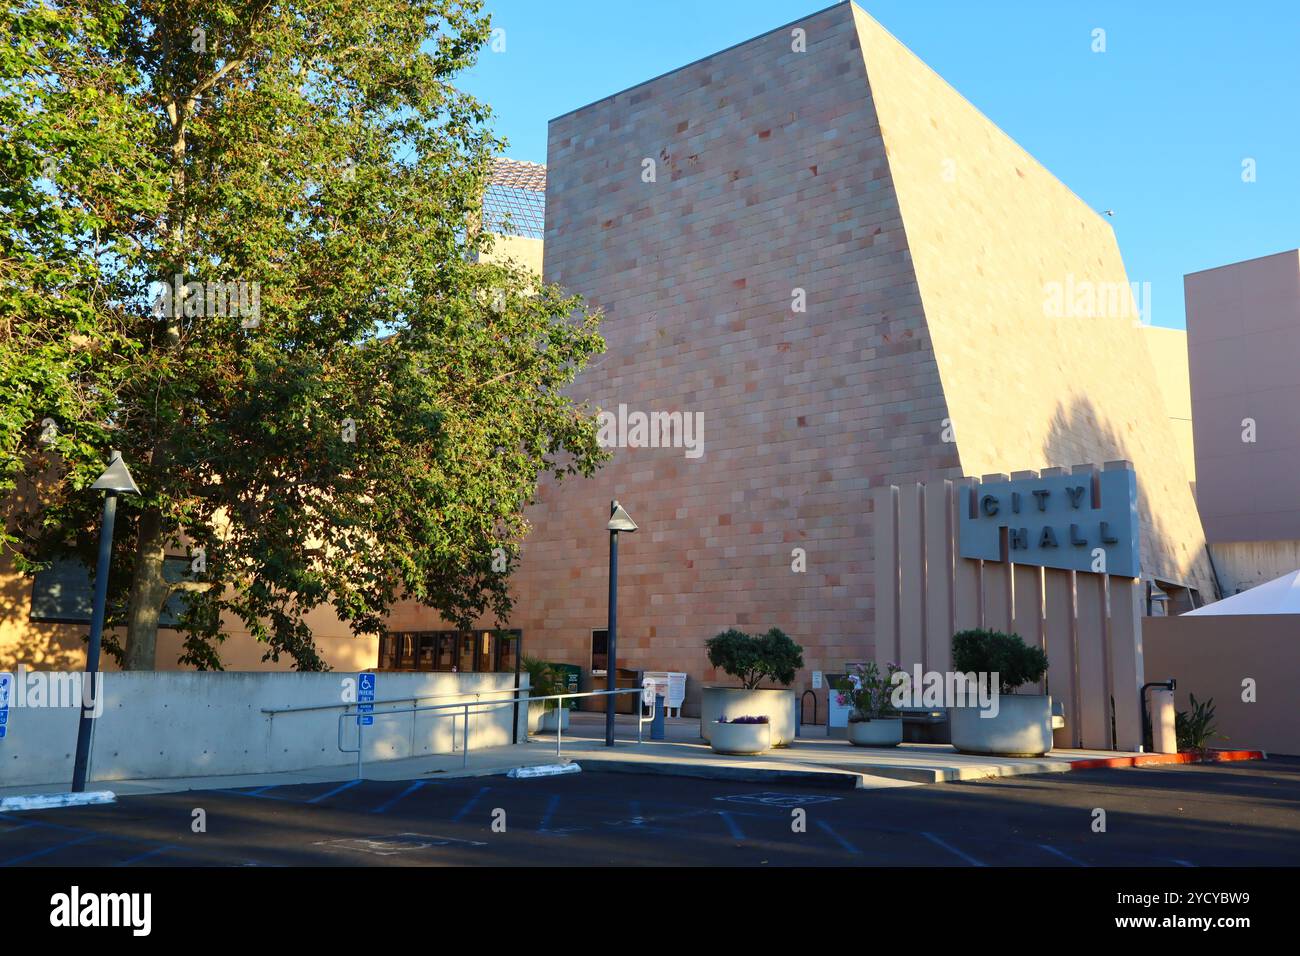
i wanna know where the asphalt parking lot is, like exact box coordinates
[1,757,1297,867]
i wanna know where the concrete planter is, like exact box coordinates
[539,708,569,733]
[847,717,903,747]
[699,687,797,746]
[950,694,1054,757]
[710,720,771,755]
[529,703,568,734]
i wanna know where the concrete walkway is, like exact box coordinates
[552,713,1144,789]
[0,711,1165,798]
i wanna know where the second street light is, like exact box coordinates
[605,500,637,747]
[70,450,140,793]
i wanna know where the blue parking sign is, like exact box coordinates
[0,672,10,740]
[357,672,376,726]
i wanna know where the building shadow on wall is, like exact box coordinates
[1041,395,1213,600]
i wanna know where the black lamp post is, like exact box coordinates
[71,450,140,793]
[605,500,637,747]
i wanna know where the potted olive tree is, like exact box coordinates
[700,628,804,747]
[523,656,569,734]
[836,661,905,747]
[948,629,1051,756]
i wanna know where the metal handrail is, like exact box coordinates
[338,687,655,779]
[262,684,526,717]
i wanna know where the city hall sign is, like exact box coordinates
[957,469,1140,577]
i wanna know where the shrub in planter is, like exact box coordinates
[949,629,1052,756]
[523,656,567,733]
[951,629,1048,695]
[705,628,804,689]
[700,628,804,746]
[835,661,905,747]
[1176,693,1223,752]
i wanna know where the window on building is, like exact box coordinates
[417,633,436,670]
[436,632,456,671]
[591,629,609,675]
[378,629,523,673]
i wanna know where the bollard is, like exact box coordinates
[1150,687,1177,754]
[651,694,666,740]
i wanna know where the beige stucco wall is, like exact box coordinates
[1144,614,1300,755]
[0,553,98,672]
[1185,249,1300,543]
[852,6,1214,598]
[478,233,544,276]
[1207,540,1300,595]
[0,556,379,673]
[1141,326,1196,490]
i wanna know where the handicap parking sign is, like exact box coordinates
[0,672,10,740]
[357,672,376,726]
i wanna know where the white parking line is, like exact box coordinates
[1038,843,1086,866]
[921,831,986,867]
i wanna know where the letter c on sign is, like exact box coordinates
[980,494,999,517]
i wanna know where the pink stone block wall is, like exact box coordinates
[504,4,957,712]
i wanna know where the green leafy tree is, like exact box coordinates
[0,1,605,669]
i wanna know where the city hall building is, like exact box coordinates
[392,1,1220,712]
[9,3,1296,725]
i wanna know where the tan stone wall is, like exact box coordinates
[852,7,1214,599]
[514,2,954,710]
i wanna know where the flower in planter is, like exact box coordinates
[835,661,903,722]
[719,715,769,724]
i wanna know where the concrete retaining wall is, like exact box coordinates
[0,670,527,788]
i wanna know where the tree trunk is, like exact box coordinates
[122,35,191,672]
[122,508,170,670]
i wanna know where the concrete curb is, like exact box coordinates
[1067,749,1267,771]
[0,791,116,812]
[576,758,866,789]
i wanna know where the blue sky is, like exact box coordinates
[458,0,1299,330]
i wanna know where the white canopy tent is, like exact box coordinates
[1183,568,1300,616]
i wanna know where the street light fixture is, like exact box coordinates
[71,450,140,792]
[605,500,637,747]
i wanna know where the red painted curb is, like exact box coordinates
[1067,749,1266,771]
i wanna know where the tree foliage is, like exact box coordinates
[950,629,1048,695]
[0,0,606,669]
[705,627,804,689]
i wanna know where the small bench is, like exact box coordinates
[897,707,950,744]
